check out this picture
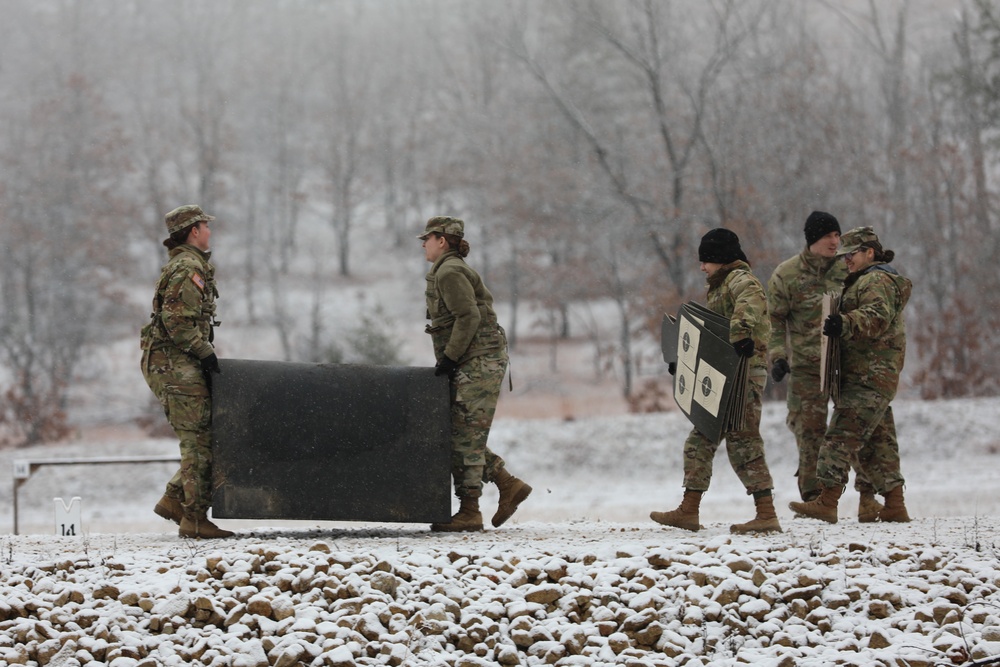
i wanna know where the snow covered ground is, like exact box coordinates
[1,396,999,665]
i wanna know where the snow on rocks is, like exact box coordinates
[0,519,999,666]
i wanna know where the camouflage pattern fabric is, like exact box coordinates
[425,251,503,365]
[818,262,911,493]
[706,260,770,376]
[768,249,846,373]
[681,261,775,493]
[449,347,508,498]
[682,374,774,493]
[836,264,912,405]
[424,251,508,497]
[768,249,873,499]
[818,400,905,494]
[140,244,218,517]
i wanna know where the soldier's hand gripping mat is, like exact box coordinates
[211,359,452,523]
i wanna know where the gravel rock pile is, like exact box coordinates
[1,521,998,666]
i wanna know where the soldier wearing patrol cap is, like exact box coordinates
[141,205,232,539]
[789,226,912,524]
[419,215,532,532]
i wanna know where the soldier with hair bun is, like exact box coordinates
[141,204,232,539]
[789,226,912,524]
[419,215,532,532]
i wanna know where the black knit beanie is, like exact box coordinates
[698,228,747,264]
[804,211,841,247]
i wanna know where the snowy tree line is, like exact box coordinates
[0,0,997,444]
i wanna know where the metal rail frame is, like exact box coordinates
[11,455,179,535]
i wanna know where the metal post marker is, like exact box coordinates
[54,497,82,536]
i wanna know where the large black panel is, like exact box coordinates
[211,359,452,523]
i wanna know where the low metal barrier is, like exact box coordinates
[11,455,179,535]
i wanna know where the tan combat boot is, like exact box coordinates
[731,494,782,534]
[431,496,484,532]
[858,491,885,523]
[650,490,702,531]
[179,514,234,539]
[877,486,911,523]
[154,494,184,525]
[492,468,533,528]
[789,486,842,524]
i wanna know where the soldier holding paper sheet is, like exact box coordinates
[768,211,883,521]
[789,227,911,524]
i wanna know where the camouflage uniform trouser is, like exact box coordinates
[817,396,905,495]
[787,371,875,501]
[682,375,774,494]
[449,348,508,498]
[142,348,214,518]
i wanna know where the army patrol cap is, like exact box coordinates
[165,204,215,235]
[837,226,879,256]
[418,216,464,240]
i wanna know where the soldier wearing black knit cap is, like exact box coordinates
[651,228,781,535]
[766,211,882,522]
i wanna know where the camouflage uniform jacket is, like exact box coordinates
[706,260,770,375]
[140,244,218,365]
[767,249,847,371]
[425,250,503,364]
[837,263,911,405]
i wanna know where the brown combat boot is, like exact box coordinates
[431,496,483,532]
[788,485,842,524]
[878,486,911,523]
[858,491,885,523]
[179,514,234,539]
[731,494,782,534]
[154,494,184,525]
[492,468,533,527]
[650,490,702,531]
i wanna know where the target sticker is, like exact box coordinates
[693,358,727,417]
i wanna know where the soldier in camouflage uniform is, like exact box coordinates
[140,205,232,539]
[651,229,781,534]
[419,216,532,532]
[789,227,911,524]
[768,211,883,521]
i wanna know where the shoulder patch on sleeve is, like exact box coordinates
[191,273,206,291]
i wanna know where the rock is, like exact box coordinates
[369,571,398,597]
[525,584,562,605]
[607,632,631,654]
[92,584,120,600]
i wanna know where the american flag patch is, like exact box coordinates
[192,273,205,291]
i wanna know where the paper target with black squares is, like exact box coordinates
[662,303,743,444]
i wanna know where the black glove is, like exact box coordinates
[733,338,755,358]
[823,314,843,338]
[435,356,459,377]
[667,361,677,376]
[200,353,222,374]
[771,358,790,383]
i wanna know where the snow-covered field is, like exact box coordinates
[2,396,999,665]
